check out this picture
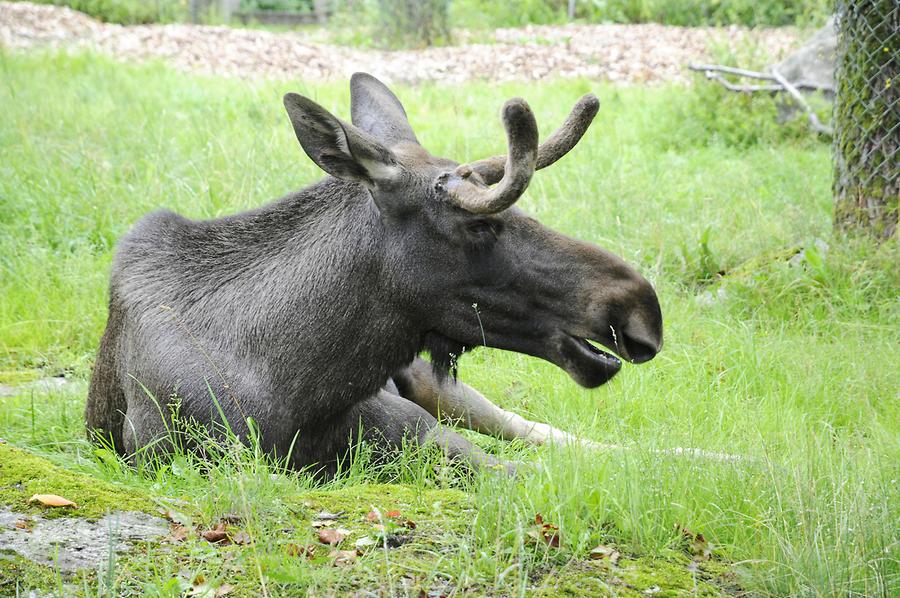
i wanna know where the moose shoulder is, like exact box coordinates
[85,73,662,475]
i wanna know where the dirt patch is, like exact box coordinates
[0,1,798,85]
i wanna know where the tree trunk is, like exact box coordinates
[832,1,899,238]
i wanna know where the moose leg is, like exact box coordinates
[393,358,613,450]
[297,388,513,476]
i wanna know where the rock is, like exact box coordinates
[771,17,836,94]
[0,506,168,572]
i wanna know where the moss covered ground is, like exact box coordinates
[1,443,737,596]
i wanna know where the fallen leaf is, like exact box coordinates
[28,494,76,508]
[230,530,252,545]
[157,506,192,527]
[215,584,234,597]
[589,544,620,565]
[366,510,380,522]
[13,520,29,530]
[311,519,334,528]
[169,524,190,542]
[528,513,560,548]
[385,510,403,518]
[285,543,316,558]
[329,549,357,565]
[202,523,229,544]
[317,528,346,545]
[220,513,242,524]
[354,536,377,549]
[676,524,712,561]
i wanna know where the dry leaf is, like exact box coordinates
[230,530,251,545]
[385,510,402,519]
[13,520,29,530]
[28,494,76,508]
[329,549,357,565]
[220,513,242,524]
[311,519,334,528]
[215,584,234,597]
[676,524,712,561]
[354,536,377,549]
[366,510,380,523]
[317,528,346,546]
[589,544,620,565]
[529,513,560,548]
[169,524,190,542]
[202,523,229,544]
[285,543,316,558]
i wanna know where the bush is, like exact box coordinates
[239,0,314,11]
[21,0,187,24]
[374,0,451,48]
[450,0,831,29]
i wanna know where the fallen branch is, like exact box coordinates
[687,62,833,137]
[701,70,784,93]
[771,67,834,136]
[688,63,776,81]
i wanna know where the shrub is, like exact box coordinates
[373,0,452,48]
[21,0,188,24]
[450,0,831,29]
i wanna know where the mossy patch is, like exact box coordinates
[0,444,149,519]
[533,554,738,597]
[0,552,79,596]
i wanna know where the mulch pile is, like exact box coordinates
[0,1,798,84]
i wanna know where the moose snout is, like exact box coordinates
[619,303,663,364]
[621,329,659,363]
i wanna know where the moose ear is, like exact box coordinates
[350,73,419,147]
[283,92,401,187]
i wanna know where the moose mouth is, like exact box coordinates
[558,334,623,388]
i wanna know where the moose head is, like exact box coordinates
[283,74,662,388]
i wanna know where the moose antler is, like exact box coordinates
[468,93,599,186]
[443,98,539,215]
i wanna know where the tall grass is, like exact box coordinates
[0,50,897,595]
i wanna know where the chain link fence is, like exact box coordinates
[833,1,899,236]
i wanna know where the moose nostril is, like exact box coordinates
[623,334,658,364]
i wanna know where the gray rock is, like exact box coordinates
[771,17,836,94]
[0,507,169,572]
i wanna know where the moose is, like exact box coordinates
[86,73,663,475]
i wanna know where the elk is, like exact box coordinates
[85,73,663,475]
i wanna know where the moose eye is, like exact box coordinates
[466,220,497,237]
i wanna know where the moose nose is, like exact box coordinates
[622,332,659,364]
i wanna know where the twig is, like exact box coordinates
[771,68,834,136]
[688,63,777,81]
[702,70,784,93]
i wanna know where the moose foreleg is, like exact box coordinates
[394,358,612,450]
[305,388,515,475]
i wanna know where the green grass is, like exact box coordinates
[0,50,898,596]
